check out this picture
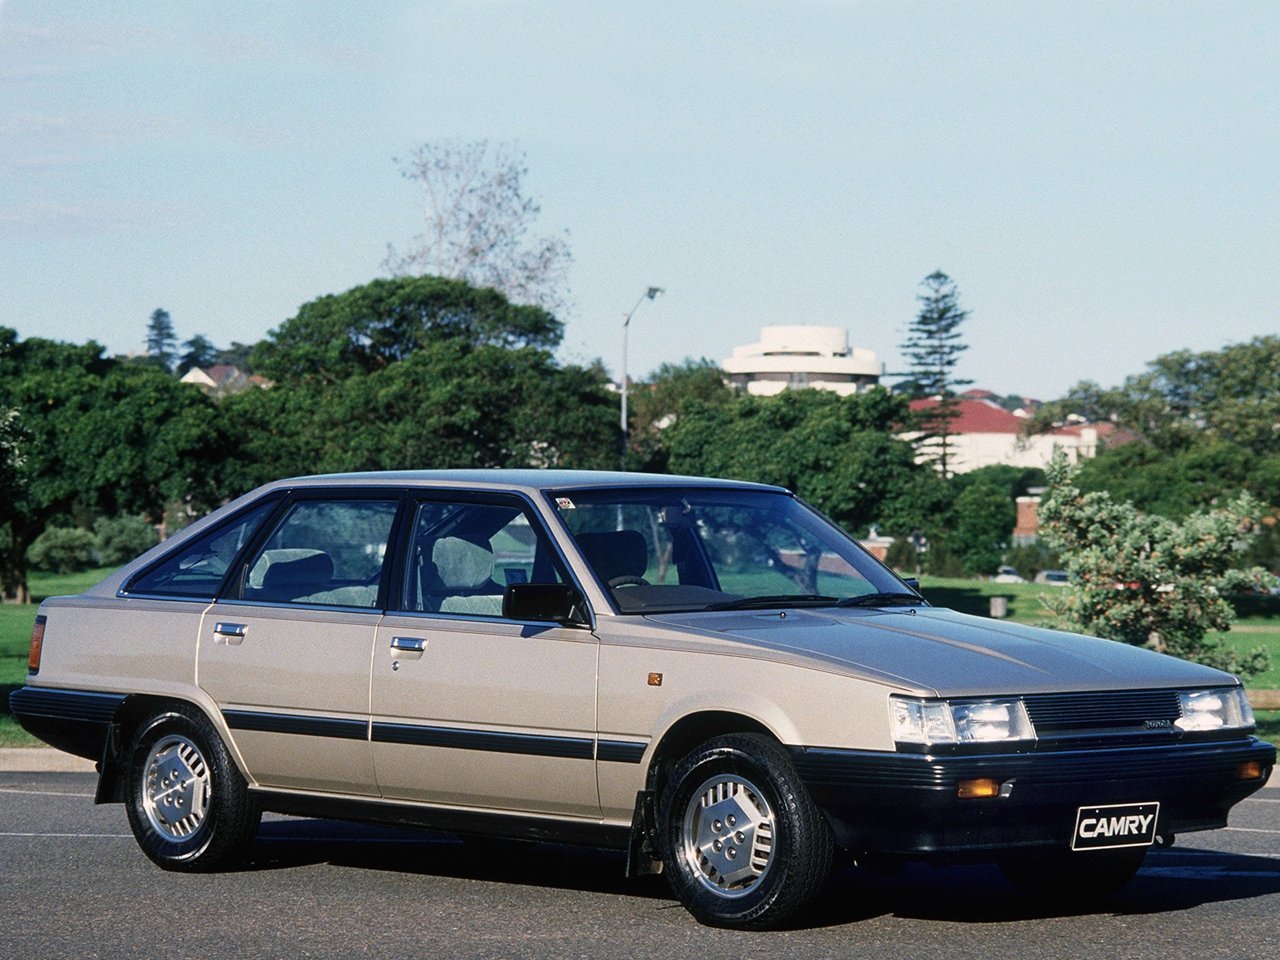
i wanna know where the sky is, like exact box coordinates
[1,0,1276,399]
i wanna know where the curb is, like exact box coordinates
[0,748,97,773]
[1250,689,1280,710]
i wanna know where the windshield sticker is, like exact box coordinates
[556,497,576,510]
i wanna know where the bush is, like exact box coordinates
[94,515,159,565]
[26,526,97,574]
[1003,541,1061,581]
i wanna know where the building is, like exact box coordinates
[722,326,883,397]
[179,365,271,397]
[904,396,1133,474]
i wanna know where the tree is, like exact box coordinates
[177,334,218,375]
[626,358,734,471]
[145,308,177,371]
[213,341,256,371]
[0,408,25,515]
[1038,453,1273,678]
[897,271,972,476]
[1029,336,1280,456]
[0,328,230,601]
[251,276,563,385]
[947,473,1018,575]
[383,140,572,313]
[665,388,930,535]
[224,340,617,489]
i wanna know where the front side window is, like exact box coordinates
[401,498,564,618]
[239,499,399,608]
[553,487,912,614]
[124,499,279,599]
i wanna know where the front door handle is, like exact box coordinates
[390,636,426,653]
[213,622,247,645]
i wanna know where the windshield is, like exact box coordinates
[550,487,916,614]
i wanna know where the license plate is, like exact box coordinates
[1072,802,1160,851]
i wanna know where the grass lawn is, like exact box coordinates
[0,568,114,746]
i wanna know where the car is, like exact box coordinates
[1035,569,1071,585]
[11,469,1275,929]
[993,565,1025,583]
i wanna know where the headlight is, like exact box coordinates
[1176,687,1254,732]
[891,696,1035,748]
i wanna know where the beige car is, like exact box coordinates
[11,470,1275,929]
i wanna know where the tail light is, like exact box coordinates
[28,615,46,674]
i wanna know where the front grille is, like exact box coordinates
[1023,689,1181,735]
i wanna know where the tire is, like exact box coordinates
[123,705,261,872]
[999,847,1146,902]
[657,733,833,929]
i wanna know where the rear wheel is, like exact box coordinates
[658,733,833,929]
[124,705,260,871]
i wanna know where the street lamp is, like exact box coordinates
[620,286,664,469]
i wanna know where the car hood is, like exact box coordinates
[641,606,1235,697]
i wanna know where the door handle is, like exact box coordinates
[214,622,246,645]
[390,636,426,653]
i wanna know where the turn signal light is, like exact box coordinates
[957,777,1001,799]
[1236,760,1264,781]
[28,615,46,674]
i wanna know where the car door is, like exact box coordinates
[370,495,600,818]
[197,494,401,796]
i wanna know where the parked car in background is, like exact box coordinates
[11,470,1274,929]
[1035,569,1071,585]
[993,565,1025,583]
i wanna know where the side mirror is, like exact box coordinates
[902,577,921,594]
[503,583,587,625]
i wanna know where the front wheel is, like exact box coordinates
[124,705,260,871]
[658,733,833,929]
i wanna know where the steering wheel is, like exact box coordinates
[609,575,650,588]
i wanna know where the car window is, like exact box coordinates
[555,488,902,613]
[124,499,279,599]
[401,499,564,617]
[238,499,398,608]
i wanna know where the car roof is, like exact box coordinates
[265,469,788,497]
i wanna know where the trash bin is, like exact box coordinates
[989,596,1009,619]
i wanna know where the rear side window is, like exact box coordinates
[238,499,399,608]
[125,500,278,600]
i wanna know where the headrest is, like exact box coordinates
[574,530,648,583]
[259,551,333,598]
[248,548,329,589]
[432,537,494,589]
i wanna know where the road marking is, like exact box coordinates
[1224,826,1280,835]
[0,832,130,839]
[0,788,95,798]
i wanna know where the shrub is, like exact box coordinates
[1039,453,1274,678]
[26,526,97,574]
[95,515,159,565]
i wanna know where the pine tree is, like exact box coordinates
[898,271,972,475]
[145,308,177,371]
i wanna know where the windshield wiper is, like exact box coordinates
[706,594,840,611]
[836,592,925,608]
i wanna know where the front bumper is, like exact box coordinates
[790,737,1275,860]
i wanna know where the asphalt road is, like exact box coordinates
[1,771,1277,960]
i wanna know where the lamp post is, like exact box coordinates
[620,286,664,469]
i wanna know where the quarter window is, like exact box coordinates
[124,499,278,600]
[239,499,399,608]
